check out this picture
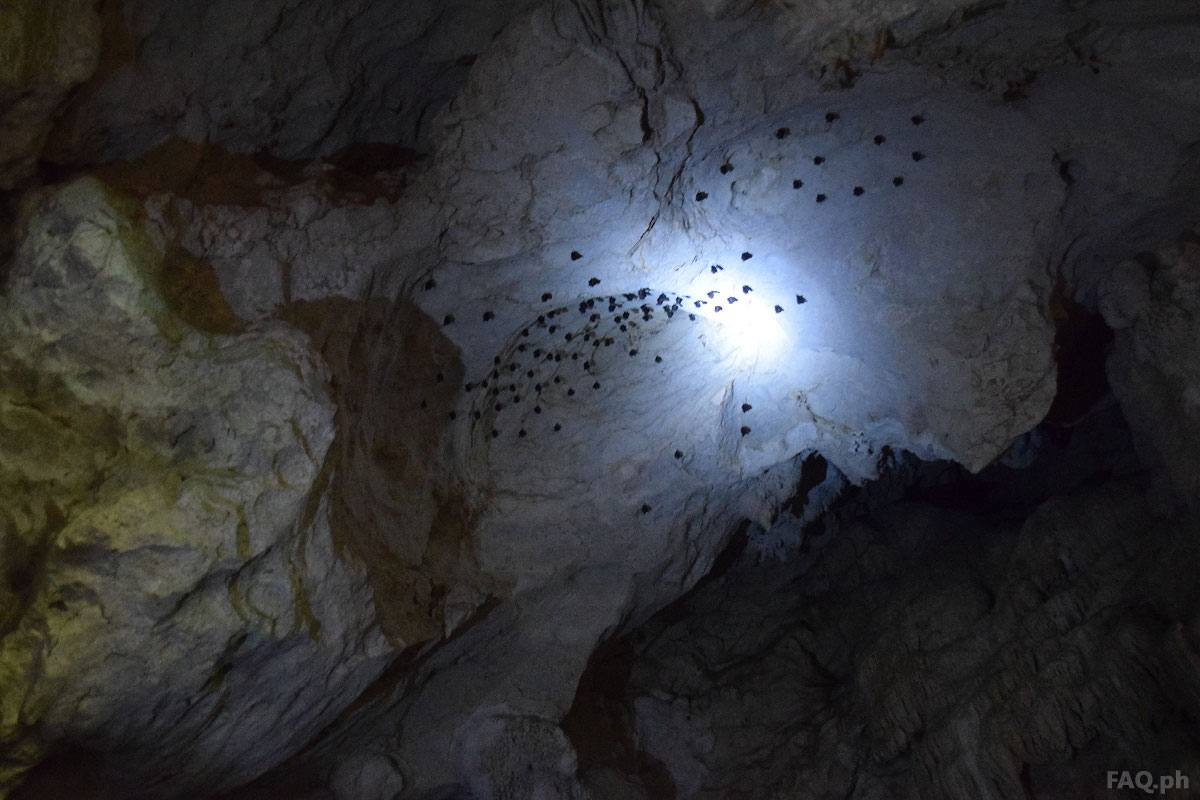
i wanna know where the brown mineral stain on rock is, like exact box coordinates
[288,561,321,641]
[89,137,289,207]
[156,242,247,335]
[88,179,248,337]
[322,141,425,202]
[84,136,421,209]
[284,296,499,648]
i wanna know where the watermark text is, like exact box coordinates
[1108,771,1190,795]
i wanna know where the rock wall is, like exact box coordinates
[0,0,100,188]
[593,470,1200,799]
[0,179,391,797]
[0,0,1198,798]
[1101,233,1200,510]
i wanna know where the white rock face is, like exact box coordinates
[1,0,1200,798]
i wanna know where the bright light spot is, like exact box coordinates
[706,297,790,363]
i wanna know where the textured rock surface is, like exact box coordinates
[0,0,100,188]
[579,419,1200,799]
[0,0,1199,798]
[45,0,539,165]
[0,179,391,797]
[1100,233,1200,509]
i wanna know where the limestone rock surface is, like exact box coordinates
[1,0,1199,798]
[0,179,390,798]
